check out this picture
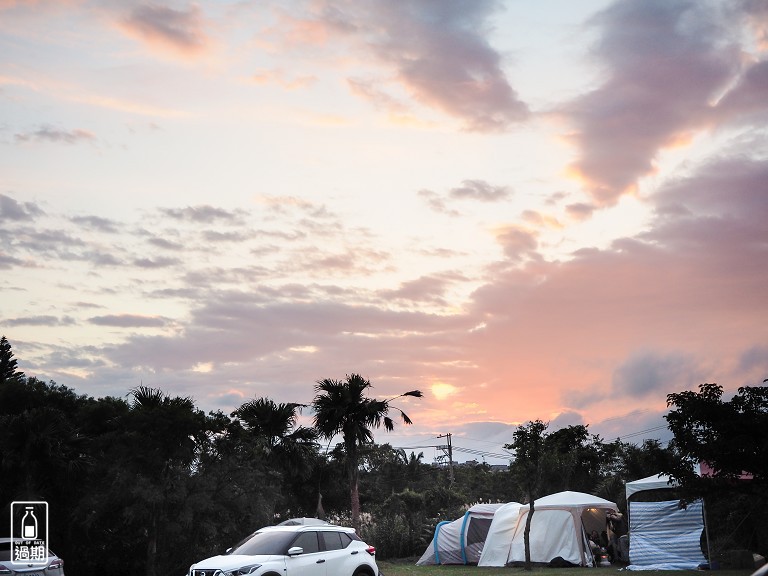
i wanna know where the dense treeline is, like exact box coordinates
[0,337,765,575]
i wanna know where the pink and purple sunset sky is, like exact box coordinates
[1,0,767,463]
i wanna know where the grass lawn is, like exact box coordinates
[376,560,755,576]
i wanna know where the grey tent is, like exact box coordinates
[416,503,505,565]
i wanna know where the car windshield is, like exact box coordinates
[227,531,297,556]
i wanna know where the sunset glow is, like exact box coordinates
[1,0,766,462]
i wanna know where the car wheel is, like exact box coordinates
[353,568,375,576]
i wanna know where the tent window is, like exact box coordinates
[467,518,493,546]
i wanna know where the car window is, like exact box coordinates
[228,531,296,556]
[321,531,343,551]
[292,532,320,554]
[339,532,353,548]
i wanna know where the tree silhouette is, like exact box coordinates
[312,373,421,530]
[0,335,25,383]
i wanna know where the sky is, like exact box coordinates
[2,0,767,465]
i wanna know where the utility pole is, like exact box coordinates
[436,433,454,486]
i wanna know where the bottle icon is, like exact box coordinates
[21,507,37,540]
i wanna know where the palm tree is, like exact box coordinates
[231,397,318,478]
[311,373,421,530]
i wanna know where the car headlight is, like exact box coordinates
[223,564,262,575]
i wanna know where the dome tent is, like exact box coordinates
[416,502,509,565]
[479,491,619,567]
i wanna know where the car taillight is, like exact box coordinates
[48,558,64,570]
[366,546,376,556]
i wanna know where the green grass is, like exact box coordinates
[376,560,755,576]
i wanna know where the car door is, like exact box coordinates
[318,530,355,575]
[284,531,326,576]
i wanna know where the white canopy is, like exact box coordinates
[625,473,678,500]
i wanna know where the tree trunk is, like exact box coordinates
[350,465,361,532]
[146,505,157,576]
[524,499,535,571]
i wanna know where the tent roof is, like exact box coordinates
[533,490,618,510]
[625,473,678,500]
[466,502,506,515]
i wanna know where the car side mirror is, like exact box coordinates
[287,546,304,556]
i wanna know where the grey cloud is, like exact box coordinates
[146,236,185,250]
[202,230,254,243]
[550,411,586,430]
[380,272,467,305]
[417,189,460,216]
[647,152,768,256]
[15,126,95,145]
[0,253,25,269]
[418,179,509,215]
[159,205,246,224]
[561,388,594,410]
[738,345,768,374]
[449,179,511,202]
[71,215,121,233]
[4,315,75,326]
[86,251,124,266]
[714,59,768,124]
[101,294,472,374]
[496,226,538,263]
[611,351,702,399]
[121,4,208,54]
[316,0,528,131]
[565,202,595,220]
[0,194,44,222]
[43,348,107,369]
[591,409,672,444]
[180,266,271,289]
[89,314,168,328]
[132,256,180,268]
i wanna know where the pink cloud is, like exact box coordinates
[118,3,210,59]
[562,0,742,206]
[274,1,528,131]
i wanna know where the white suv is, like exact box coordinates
[188,524,380,576]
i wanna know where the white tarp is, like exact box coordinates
[627,500,706,570]
[479,491,619,567]
[416,502,506,565]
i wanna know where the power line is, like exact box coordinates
[615,424,669,440]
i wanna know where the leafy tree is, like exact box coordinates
[231,397,319,516]
[506,419,549,570]
[311,373,421,530]
[664,381,768,558]
[597,438,676,510]
[542,424,603,494]
[82,386,210,576]
[664,381,768,500]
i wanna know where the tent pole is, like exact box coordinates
[702,499,713,568]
